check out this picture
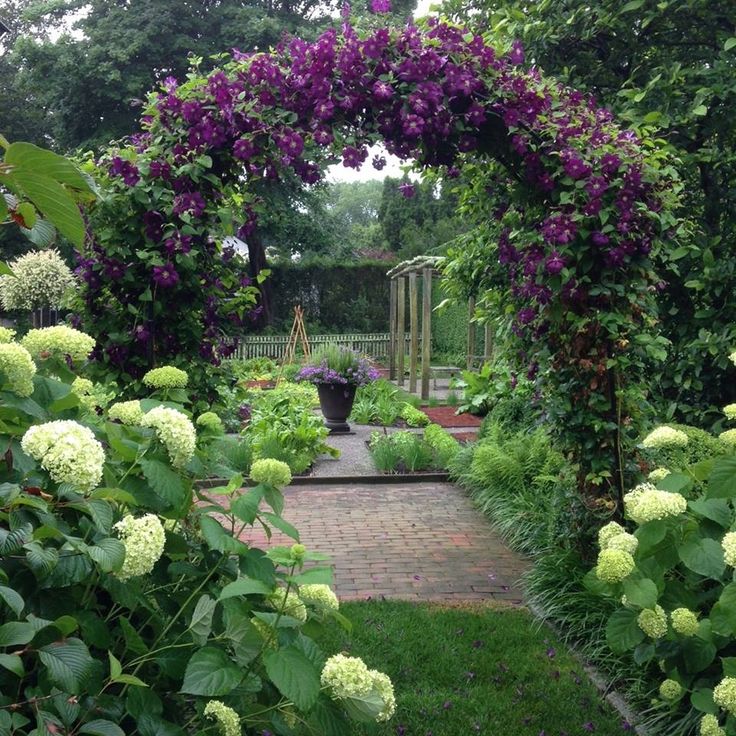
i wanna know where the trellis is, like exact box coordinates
[387,256,492,400]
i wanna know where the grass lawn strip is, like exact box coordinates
[317,601,632,735]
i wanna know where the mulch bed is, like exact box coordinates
[420,405,483,428]
[450,431,479,443]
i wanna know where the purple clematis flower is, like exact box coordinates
[152,263,180,288]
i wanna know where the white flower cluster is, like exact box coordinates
[71,376,108,413]
[641,426,688,449]
[595,548,635,583]
[140,406,196,467]
[723,404,736,421]
[0,342,37,396]
[638,605,668,639]
[321,654,396,722]
[203,701,240,736]
[722,532,736,567]
[671,607,699,636]
[623,483,686,524]
[299,584,339,611]
[701,714,726,736]
[22,326,95,364]
[714,677,736,716]
[267,587,307,622]
[21,420,105,491]
[108,400,144,425]
[648,467,671,483]
[142,365,188,389]
[0,326,16,343]
[0,249,76,311]
[114,514,166,580]
[720,429,736,448]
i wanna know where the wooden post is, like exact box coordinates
[466,296,476,369]
[389,279,397,380]
[484,322,493,362]
[397,276,406,386]
[421,267,432,401]
[409,272,418,393]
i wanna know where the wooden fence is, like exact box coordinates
[234,332,418,361]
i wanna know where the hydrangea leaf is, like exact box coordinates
[606,608,645,653]
[264,646,321,712]
[180,647,243,696]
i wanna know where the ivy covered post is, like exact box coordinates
[389,277,398,381]
[421,267,432,401]
[397,276,406,386]
[409,271,419,393]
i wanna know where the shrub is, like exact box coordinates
[639,422,727,472]
[0,248,76,311]
[424,424,461,468]
[399,404,429,427]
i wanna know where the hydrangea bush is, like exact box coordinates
[588,354,736,735]
[0,249,76,312]
[0,331,394,735]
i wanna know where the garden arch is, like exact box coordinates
[84,12,678,498]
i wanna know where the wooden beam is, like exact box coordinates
[388,279,397,380]
[409,272,418,393]
[466,296,476,369]
[484,322,493,362]
[397,276,406,386]
[421,268,432,401]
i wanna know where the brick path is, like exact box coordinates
[237,482,528,603]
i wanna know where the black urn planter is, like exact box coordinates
[316,382,357,434]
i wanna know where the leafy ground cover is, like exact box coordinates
[317,600,632,735]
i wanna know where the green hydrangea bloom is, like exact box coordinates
[624,483,687,524]
[142,365,188,389]
[723,532,736,567]
[196,411,223,430]
[671,607,699,636]
[141,406,196,467]
[595,548,635,583]
[108,400,144,426]
[21,420,104,491]
[267,587,307,622]
[659,679,682,701]
[714,677,736,716]
[720,429,736,448]
[701,714,726,736]
[203,701,240,736]
[723,404,736,421]
[642,426,688,449]
[598,521,625,548]
[250,458,292,488]
[0,326,16,343]
[369,669,396,722]
[300,584,339,611]
[648,467,671,482]
[606,532,638,556]
[22,326,95,363]
[321,654,374,698]
[638,605,668,639]
[114,514,165,580]
[0,342,36,396]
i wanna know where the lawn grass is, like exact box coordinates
[319,600,633,736]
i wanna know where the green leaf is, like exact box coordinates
[708,457,736,499]
[180,647,243,696]
[114,674,149,687]
[260,511,300,541]
[689,498,732,528]
[16,202,37,229]
[678,537,725,579]
[682,633,716,673]
[231,487,263,524]
[692,104,708,117]
[69,499,114,533]
[725,37,736,51]
[108,652,122,678]
[4,143,95,193]
[0,585,24,616]
[291,567,334,586]
[621,0,644,10]
[606,608,645,653]
[119,616,148,656]
[219,577,272,600]
[38,638,94,693]
[87,538,125,573]
[710,584,736,636]
[657,473,690,493]
[79,720,125,736]
[188,594,216,646]
[199,515,249,555]
[622,577,658,609]
[140,459,187,511]
[691,688,718,714]
[722,657,736,678]
[0,621,36,647]
[0,653,24,677]
[3,170,86,246]
[264,646,321,711]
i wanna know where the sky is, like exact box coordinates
[325,0,440,183]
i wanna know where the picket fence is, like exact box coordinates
[234,332,417,360]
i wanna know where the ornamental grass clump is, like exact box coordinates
[21,325,95,364]
[0,248,76,311]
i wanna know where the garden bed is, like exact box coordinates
[420,405,483,428]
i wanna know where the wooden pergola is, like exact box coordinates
[387,256,493,401]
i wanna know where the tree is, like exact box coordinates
[444,0,736,424]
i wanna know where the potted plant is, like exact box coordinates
[296,343,379,433]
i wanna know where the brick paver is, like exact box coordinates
[236,482,529,603]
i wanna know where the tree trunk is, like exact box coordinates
[247,228,272,329]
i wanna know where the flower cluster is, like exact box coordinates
[21,420,105,491]
[648,467,671,482]
[723,404,736,421]
[0,249,76,311]
[641,426,689,449]
[196,411,223,431]
[720,429,736,448]
[700,714,726,736]
[659,679,681,701]
[295,347,379,387]
[623,483,687,524]
[714,677,736,717]
[320,654,395,722]
[114,513,166,580]
[21,326,95,364]
[638,605,668,639]
[0,326,16,343]
[142,365,188,389]
[108,400,144,425]
[203,701,240,736]
[595,548,635,583]
[299,584,339,611]
[0,342,37,397]
[670,607,698,636]
[722,532,736,567]
[140,406,196,467]
[250,458,292,488]
[267,587,307,622]
[71,376,109,413]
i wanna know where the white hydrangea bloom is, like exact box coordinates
[648,467,671,482]
[624,483,687,524]
[203,701,240,736]
[22,325,95,364]
[638,605,668,639]
[720,429,736,448]
[0,326,16,343]
[0,249,76,311]
[641,426,688,449]
[606,532,638,556]
[108,400,144,426]
[0,342,37,396]
[369,670,396,722]
[714,677,736,716]
[299,584,339,611]
[267,587,307,622]
[722,532,736,567]
[140,406,196,467]
[21,420,104,491]
[114,514,166,580]
[598,521,625,548]
[723,404,736,421]
[142,365,188,389]
[595,549,635,583]
[701,713,726,736]
[321,654,374,698]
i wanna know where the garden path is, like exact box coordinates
[238,481,528,603]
